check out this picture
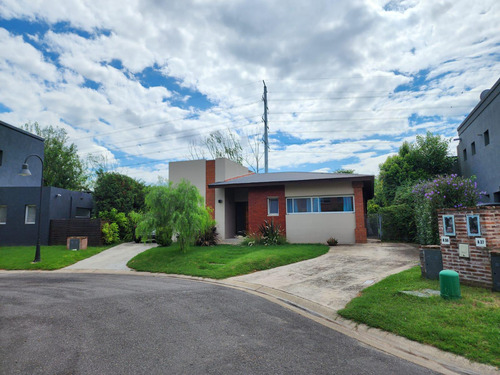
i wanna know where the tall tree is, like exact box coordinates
[93,171,146,215]
[136,179,212,252]
[377,132,456,205]
[24,123,88,190]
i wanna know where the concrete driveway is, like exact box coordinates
[228,241,420,311]
[63,242,156,271]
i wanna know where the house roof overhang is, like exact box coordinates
[209,172,375,199]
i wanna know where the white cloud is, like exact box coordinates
[0,0,499,184]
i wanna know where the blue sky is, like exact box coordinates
[1,1,499,183]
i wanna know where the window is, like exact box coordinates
[463,148,467,161]
[0,205,6,224]
[0,150,3,166]
[471,142,476,155]
[286,196,354,214]
[484,130,490,146]
[267,198,279,216]
[75,207,91,218]
[25,205,36,224]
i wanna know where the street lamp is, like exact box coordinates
[19,154,44,263]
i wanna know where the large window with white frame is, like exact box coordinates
[286,196,354,214]
[0,205,7,224]
[25,205,36,224]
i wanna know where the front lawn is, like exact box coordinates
[0,245,112,270]
[338,266,500,368]
[127,243,329,279]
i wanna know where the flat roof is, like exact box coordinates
[0,120,45,141]
[457,76,500,134]
[209,171,374,196]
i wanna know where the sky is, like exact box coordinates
[1,0,499,184]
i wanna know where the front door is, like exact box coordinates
[235,202,248,235]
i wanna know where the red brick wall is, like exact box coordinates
[205,160,215,219]
[248,186,286,236]
[353,181,367,243]
[438,206,500,288]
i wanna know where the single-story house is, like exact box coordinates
[169,158,374,244]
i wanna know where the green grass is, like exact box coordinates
[0,245,112,270]
[338,266,500,368]
[128,243,329,279]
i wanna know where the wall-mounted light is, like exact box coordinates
[55,193,62,198]
[218,199,223,203]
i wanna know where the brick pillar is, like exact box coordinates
[353,181,367,243]
[205,160,215,219]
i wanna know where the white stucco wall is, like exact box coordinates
[168,160,207,200]
[285,180,356,244]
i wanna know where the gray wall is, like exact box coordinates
[0,121,44,187]
[457,78,500,203]
[0,187,93,246]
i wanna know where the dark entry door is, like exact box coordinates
[235,202,248,235]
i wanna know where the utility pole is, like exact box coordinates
[262,80,269,173]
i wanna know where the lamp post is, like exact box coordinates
[19,154,44,263]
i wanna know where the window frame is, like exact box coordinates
[484,130,490,146]
[286,196,355,214]
[267,197,279,216]
[25,205,36,224]
[471,141,476,156]
[463,148,467,161]
[0,205,7,224]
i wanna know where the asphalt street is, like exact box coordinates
[0,273,437,375]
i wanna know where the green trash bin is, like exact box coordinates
[439,270,461,300]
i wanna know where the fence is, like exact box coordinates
[49,218,103,246]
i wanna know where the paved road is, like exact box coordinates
[229,242,420,311]
[0,273,437,375]
[63,242,155,271]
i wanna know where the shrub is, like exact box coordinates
[258,220,287,245]
[379,204,416,242]
[241,233,262,246]
[326,237,338,246]
[99,208,132,241]
[102,222,120,244]
[412,174,485,245]
[196,226,218,246]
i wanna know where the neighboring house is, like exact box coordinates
[457,77,500,203]
[169,158,374,244]
[0,120,93,246]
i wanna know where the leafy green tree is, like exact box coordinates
[24,122,88,190]
[378,132,455,205]
[136,179,212,252]
[93,172,145,215]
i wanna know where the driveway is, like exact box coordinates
[0,272,437,375]
[228,241,420,311]
[63,242,156,271]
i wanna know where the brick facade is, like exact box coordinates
[247,186,286,236]
[353,181,367,243]
[438,206,500,288]
[205,160,216,219]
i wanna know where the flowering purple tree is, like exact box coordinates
[412,174,484,244]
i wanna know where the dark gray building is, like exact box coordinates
[0,120,93,246]
[0,120,44,187]
[457,77,500,204]
[0,186,93,246]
